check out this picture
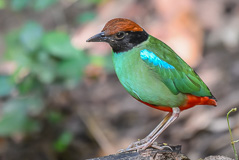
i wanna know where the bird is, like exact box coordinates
[86,18,217,152]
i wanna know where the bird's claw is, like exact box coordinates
[118,140,172,153]
[126,138,149,148]
[151,142,173,151]
[117,139,149,153]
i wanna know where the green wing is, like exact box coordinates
[140,35,212,97]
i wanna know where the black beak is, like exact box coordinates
[86,32,108,42]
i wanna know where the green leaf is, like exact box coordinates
[2,97,44,117]
[0,0,6,9]
[0,75,14,97]
[4,29,21,58]
[4,28,34,68]
[37,50,50,63]
[20,21,43,51]
[10,0,30,11]
[0,113,40,136]
[42,32,79,59]
[57,59,83,78]
[57,52,89,78]
[5,46,33,72]
[5,29,19,45]
[54,131,73,152]
[17,74,38,94]
[47,111,63,124]
[77,11,96,24]
[82,0,103,5]
[0,97,43,136]
[33,0,58,11]
[0,109,27,136]
[33,62,57,84]
[32,51,58,84]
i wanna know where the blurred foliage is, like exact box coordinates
[47,111,64,124]
[76,11,97,24]
[54,131,73,152]
[5,0,104,11]
[0,0,112,158]
[0,75,14,97]
[0,0,113,144]
[1,19,90,136]
[0,18,90,136]
[0,96,43,136]
[0,0,6,9]
[9,0,58,11]
[5,21,89,88]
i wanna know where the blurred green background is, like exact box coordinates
[0,0,239,159]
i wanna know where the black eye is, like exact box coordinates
[115,32,126,40]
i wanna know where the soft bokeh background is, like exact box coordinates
[0,0,239,159]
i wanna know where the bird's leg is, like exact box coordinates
[119,107,180,152]
[140,107,180,150]
[140,112,173,143]
[126,112,172,149]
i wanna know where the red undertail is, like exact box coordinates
[139,94,217,112]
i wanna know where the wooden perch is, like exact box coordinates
[88,143,234,160]
[88,144,190,160]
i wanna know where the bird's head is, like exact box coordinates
[86,18,148,53]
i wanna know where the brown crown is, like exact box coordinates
[101,18,143,36]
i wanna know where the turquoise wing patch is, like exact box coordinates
[140,49,175,69]
[140,49,202,95]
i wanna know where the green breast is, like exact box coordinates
[112,43,187,107]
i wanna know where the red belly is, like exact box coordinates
[138,94,217,112]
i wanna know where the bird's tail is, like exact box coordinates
[203,97,217,106]
[186,94,217,107]
[179,94,217,111]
